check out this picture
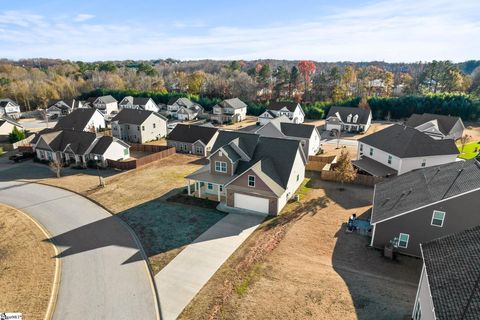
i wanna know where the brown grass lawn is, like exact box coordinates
[0,205,56,320]
[218,116,258,130]
[180,176,422,320]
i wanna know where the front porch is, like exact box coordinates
[186,179,227,202]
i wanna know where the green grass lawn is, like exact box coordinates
[457,141,480,159]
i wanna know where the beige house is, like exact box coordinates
[111,109,167,144]
[0,117,22,137]
[210,98,247,124]
[186,131,307,215]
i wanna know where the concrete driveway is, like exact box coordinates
[0,181,159,320]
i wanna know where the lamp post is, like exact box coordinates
[93,155,103,187]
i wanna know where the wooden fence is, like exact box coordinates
[108,144,176,170]
[306,155,337,172]
[320,170,383,187]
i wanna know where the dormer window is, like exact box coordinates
[215,161,227,173]
[347,114,352,122]
[353,114,358,123]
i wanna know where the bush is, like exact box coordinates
[8,126,26,143]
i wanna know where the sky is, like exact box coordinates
[0,0,479,62]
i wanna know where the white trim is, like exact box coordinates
[430,210,445,227]
[419,246,437,319]
[398,233,410,248]
[372,186,480,225]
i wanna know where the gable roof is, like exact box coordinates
[111,109,165,125]
[406,113,462,136]
[0,117,22,128]
[38,129,98,154]
[119,96,153,106]
[96,95,117,104]
[0,98,19,108]
[359,124,459,158]
[211,131,305,190]
[219,98,247,110]
[280,122,316,138]
[167,97,194,107]
[268,101,299,112]
[167,124,218,144]
[326,106,371,124]
[54,108,102,131]
[421,226,480,319]
[372,159,480,224]
[48,100,71,111]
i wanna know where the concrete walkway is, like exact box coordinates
[155,210,267,320]
[0,181,159,320]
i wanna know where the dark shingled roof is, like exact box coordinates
[39,130,98,154]
[219,98,247,110]
[167,124,218,144]
[406,113,461,136]
[421,226,480,320]
[0,98,18,108]
[211,131,305,189]
[119,96,152,106]
[359,124,459,158]
[280,122,316,138]
[90,136,115,154]
[372,160,480,223]
[268,101,299,112]
[96,95,117,103]
[111,109,165,125]
[326,106,371,125]
[54,108,101,131]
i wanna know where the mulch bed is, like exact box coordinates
[167,193,219,210]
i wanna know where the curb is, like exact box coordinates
[26,180,162,320]
[1,203,61,320]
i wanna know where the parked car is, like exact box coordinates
[9,151,34,163]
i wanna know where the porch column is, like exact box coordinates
[217,185,221,201]
[198,182,202,198]
[187,179,191,196]
[194,182,197,192]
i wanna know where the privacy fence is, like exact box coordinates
[108,144,175,170]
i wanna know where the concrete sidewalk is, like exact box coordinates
[155,211,267,320]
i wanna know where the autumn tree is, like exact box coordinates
[49,159,63,178]
[334,150,357,190]
[186,71,206,95]
[460,134,472,152]
[297,60,316,101]
[358,96,370,110]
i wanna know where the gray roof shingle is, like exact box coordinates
[372,160,480,223]
[421,226,480,320]
[326,106,371,125]
[111,109,165,125]
[167,124,218,144]
[359,124,459,158]
[406,113,461,136]
[219,98,247,110]
[54,108,101,131]
[268,101,299,112]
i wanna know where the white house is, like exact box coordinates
[405,113,465,140]
[167,97,203,120]
[86,95,118,115]
[0,98,21,119]
[34,129,130,167]
[54,108,106,132]
[325,106,372,133]
[258,101,304,125]
[210,98,247,124]
[118,96,159,112]
[0,117,23,137]
[46,99,81,118]
[353,124,459,177]
[111,109,168,143]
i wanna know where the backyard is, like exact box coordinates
[0,204,56,320]
[457,141,480,159]
[180,176,422,320]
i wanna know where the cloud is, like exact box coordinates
[74,14,94,22]
[0,0,479,62]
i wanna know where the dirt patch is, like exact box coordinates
[218,116,258,130]
[180,177,422,320]
[0,205,56,320]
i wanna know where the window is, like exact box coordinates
[353,114,358,123]
[296,174,300,181]
[196,146,203,154]
[413,300,422,320]
[248,175,255,187]
[388,155,392,164]
[369,148,373,156]
[137,126,140,130]
[431,210,445,227]
[347,114,352,122]
[421,159,426,167]
[207,183,213,190]
[153,123,156,129]
[219,185,224,192]
[142,126,145,131]
[123,148,129,156]
[215,161,227,173]
[398,233,409,248]
[359,144,363,152]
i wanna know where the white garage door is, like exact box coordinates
[234,193,269,214]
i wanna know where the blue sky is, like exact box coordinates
[0,0,479,62]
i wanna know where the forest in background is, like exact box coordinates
[1,58,480,120]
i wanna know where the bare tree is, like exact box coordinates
[49,159,62,178]
[334,150,357,190]
[460,134,472,152]
[335,130,342,149]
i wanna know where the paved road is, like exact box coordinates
[156,208,267,320]
[0,181,159,320]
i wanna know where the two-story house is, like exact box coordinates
[210,98,247,124]
[405,113,465,140]
[118,96,159,112]
[240,116,321,156]
[258,101,304,125]
[353,124,459,177]
[412,226,480,320]
[186,131,307,215]
[111,109,167,143]
[167,97,203,120]
[54,108,106,132]
[0,98,21,119]
[34,129,130,167]
[47,99,82,118]
[370,159,480,257]
[325,106,372,133]
[85,95,118,115]
[167,124,219,156]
